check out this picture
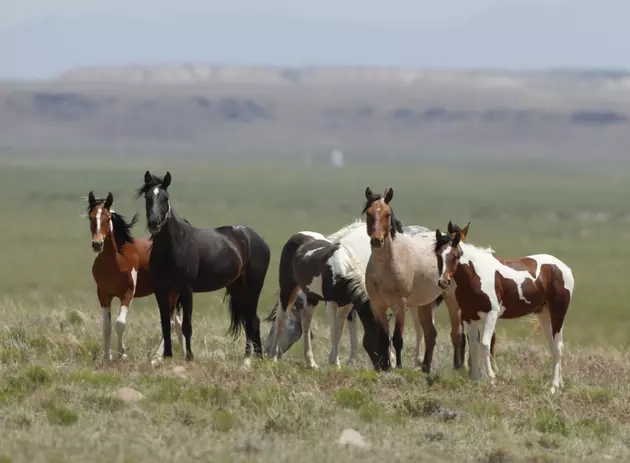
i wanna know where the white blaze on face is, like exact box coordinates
[95,206,103,235]
[439,246,452,281]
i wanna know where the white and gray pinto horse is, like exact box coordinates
[264,220,464,371]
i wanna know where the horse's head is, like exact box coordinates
[447,220,470,242]
[136,171,172,234]
[434,227,463,290]
[362,187,400,248]
[87,191,114,253]
[263,295,306,356]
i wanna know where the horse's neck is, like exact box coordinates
[454,244,498,282]
[369,234,406,269]
[102,230,119,257]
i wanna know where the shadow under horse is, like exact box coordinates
[136,171,271,364]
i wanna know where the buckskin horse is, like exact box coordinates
[434,223,574,393]
[362,187,474,372]
[136,171,271,366]
[86,191,184,360]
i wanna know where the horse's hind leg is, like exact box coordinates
[328,302,353,368]
[301,299,319,369]
[536,305,565,394]
[170,293,186,359]
[98,289,113,361]
[409,307,424,369]
[178,288,194,361]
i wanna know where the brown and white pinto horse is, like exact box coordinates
[434,224,574,393]
[87,192,183,360]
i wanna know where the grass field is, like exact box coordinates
[0,156,629,462]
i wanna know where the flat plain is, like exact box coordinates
[0,156,629,462]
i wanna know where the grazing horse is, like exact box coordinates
[434,225,574,393]
[263,220,445,371]
[266,231,379,369]
[362,187,472,371]
[136,171,271,365]
[86,191,184,360]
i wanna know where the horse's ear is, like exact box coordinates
[462,221,471,239]
[435,229,442,241]
[365,187,373,200]
[452,230,461,248]
[447,221,454,234]
[88,191,96,207]
[162,172,172,190]
[104,192,113,210]
[384,188,393,204]
[144,171,152,184]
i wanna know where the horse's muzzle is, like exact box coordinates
[370,237,384,248]
[91,240,104,253]
[437,279,450,290]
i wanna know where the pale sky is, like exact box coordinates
[1,0,629,79]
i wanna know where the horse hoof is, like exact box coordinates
[421,365,430,374]
[243,358,252,370]
[185,352,194,362]
[150,358,162,367]
[117,353,128,361]
[306,362,319,370]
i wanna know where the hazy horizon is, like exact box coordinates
[2,0,630,79]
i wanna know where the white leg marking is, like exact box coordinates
[152,336,165,367]
[334,304,352,367]
[102,306,112,361]
[536,310,563,394]
[347,310,359,366]
[481,309,499,383]
[115,268,137,359]
[302,303,318,369]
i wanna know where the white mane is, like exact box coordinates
[460,242,496,257]
[327,219,365,243]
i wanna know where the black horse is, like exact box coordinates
[136,171,271,363]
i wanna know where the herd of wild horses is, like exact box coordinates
[87,171,574,394]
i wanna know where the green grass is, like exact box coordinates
[0,156,629,462]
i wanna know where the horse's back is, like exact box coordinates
[527,253,575,296]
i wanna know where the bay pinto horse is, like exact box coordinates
[136,171,271,366]
[434,224,574,393]
[446,221,497,371]
[362,187,466,372]
[264,220,443,371]
[86,191,184,360]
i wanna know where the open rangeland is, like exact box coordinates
[0,157,629,462]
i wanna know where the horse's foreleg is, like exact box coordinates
[442,290,465,370]
[115,268,137,360]
[151,290,173,366]
[392,305,406,368]
[480,310,499,383]
[465,320,482,380]
[417,303,438,374]
[346,309,359,366]
[409,307,424,368]
[98,289,113,361]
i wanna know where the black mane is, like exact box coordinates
[135,174,165,198]
[361,193,404,237]
[111,212,139,252]
[433,232,453,254]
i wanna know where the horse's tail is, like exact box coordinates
[223,226,271,339]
